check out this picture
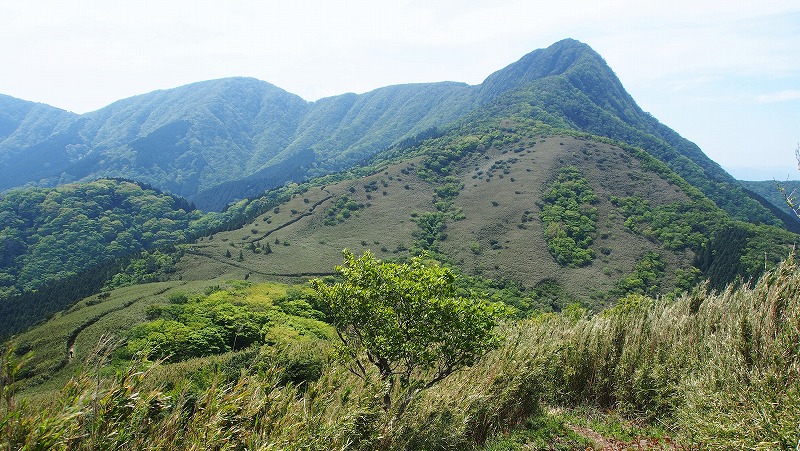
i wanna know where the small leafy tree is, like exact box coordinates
[311,250,504,414]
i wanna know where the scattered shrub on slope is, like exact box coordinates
[541,166,598,267]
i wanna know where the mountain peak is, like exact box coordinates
[0,39,782,226]
[477,38,609,103]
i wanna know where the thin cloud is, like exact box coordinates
[755,90,800,104]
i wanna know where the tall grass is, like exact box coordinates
[533,253,800,448]
[1,337,545,450]
[2,256,799,449]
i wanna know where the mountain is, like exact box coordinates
[0,78,474,211]
[469,40,779,226]
[740,180,800,227]
[0,40,784,227]
[9,117,796,389]
[3,41,799,451]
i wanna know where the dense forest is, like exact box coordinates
[0,179,201,298]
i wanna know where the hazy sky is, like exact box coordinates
[1,0,798,180]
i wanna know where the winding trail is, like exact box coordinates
[251,189,332,243]
[183,187,337,278]
[182,247,335,278]
[63,283,184,366]
[62,191,336,367]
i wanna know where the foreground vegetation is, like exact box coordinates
[3,252,799,449]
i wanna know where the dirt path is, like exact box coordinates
[568,425,691,450]
[251,190,332,243]
[63,283,184,367]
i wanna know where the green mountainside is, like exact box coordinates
[2,39,799,448]
[4,120,798,449]
[740,179,800,225]
[0,78,474,211]
[8,118,794,376]
[0,40,785,228]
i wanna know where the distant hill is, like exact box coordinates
[147,120,794,308]
[0,40,784,228]
[740,180,800,228]
[0,179,202,297]
[0,78,474,211]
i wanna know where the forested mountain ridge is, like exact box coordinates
[741,180,800,225]
[0,179,203,298]
[0,78,475,211]
[0,39,784,227]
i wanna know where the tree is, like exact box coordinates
[778,143,800,218]
[311,250,504,414]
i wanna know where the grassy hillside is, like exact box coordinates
[174,119,794,307]
[8,119,795,389]
[3,251,798,449]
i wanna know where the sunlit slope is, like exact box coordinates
[177,131,695,301]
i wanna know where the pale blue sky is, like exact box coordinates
[1,0,798,180]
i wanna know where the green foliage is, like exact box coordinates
[613,195,796,289]
[697,222,796,289]
[541,166,598,267]
[417,134,483,180]
[740,180,800,233]
[611,195,717,250]
[1,343,32,414]
[456,275,576,318]
[0,179,200,296]
[411,211,447,253]
[103,249,182,290]
[322,195,364,225]
[122,282,331,362]
[614,252,665,297]
[311,250,505,412]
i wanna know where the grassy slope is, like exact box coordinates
[442,135,693,300]
[180,156,434,282]
[5,256,799,449]
[9,126,707,389]
[182,133,694,300]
